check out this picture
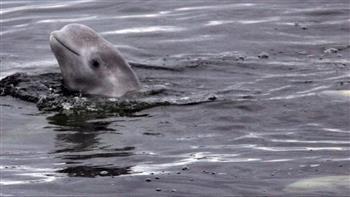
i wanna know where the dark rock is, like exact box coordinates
[258,52,269,59]
[0,72,217,115]
[182,166,189,171]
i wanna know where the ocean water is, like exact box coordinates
[1,0,350,196]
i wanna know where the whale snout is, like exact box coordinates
[50,30,81,56]
[49,31,60,41]
[49,31,58,45]
[49,33,54,43]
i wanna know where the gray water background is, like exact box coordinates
[1,0,350,196]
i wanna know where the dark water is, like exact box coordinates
[1,0,350,196]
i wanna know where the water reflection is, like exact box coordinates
[47,113,135,177]
[47,113,115,153]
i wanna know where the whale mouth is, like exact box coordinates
[51,35,80,56]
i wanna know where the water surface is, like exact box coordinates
[1,0,350,196]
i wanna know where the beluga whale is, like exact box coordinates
[49,23,141,97]
[0,23,217,113]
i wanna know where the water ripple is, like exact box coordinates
[0,0,96,15]
[174,3,255,12]
[101,26,185,35]
[270,139,350,145]
[36,15,98,23]
[0,165,58,185]
[254,146,349,152]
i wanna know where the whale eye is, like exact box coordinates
[91,59,100,69]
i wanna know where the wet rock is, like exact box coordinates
[258,52,269,59]
[294,22,307,30]
[235,55,245,61]
[208,95,217,101]
[182,166,190,171]
[303,80,313,84]
[155,188,162,192]
[58,166,130,177]
[301,26,308,30]
[0,72,217,114]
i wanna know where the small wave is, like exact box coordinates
[205,20,234,26]
[295,85,331,94]
[205,17,280,26]
[322,158,350,161]
[0,28,27,36]
[0,1,30,5]
[131,152,260,175]
[0,0,96,15]
[284,7,348,15]
[264,158,295,162]
[111,11,172,19]
[323,127,350,133]
[161,34,221,43]
[237,17,281,24]
[101,26,185,35]
[0,60,58,79]
[36,15,97,23]
[270,139,350,145]
[175,3,255,12]
[0,165,58,185]
[268,93,316,100]
[305,123,350,134]
[253,146,349,152]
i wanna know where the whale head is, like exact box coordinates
[49,23,140,97]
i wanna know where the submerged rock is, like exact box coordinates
[0,73,216,114]
[258,52,269,59]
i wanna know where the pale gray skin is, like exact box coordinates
[49,23,141,97]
